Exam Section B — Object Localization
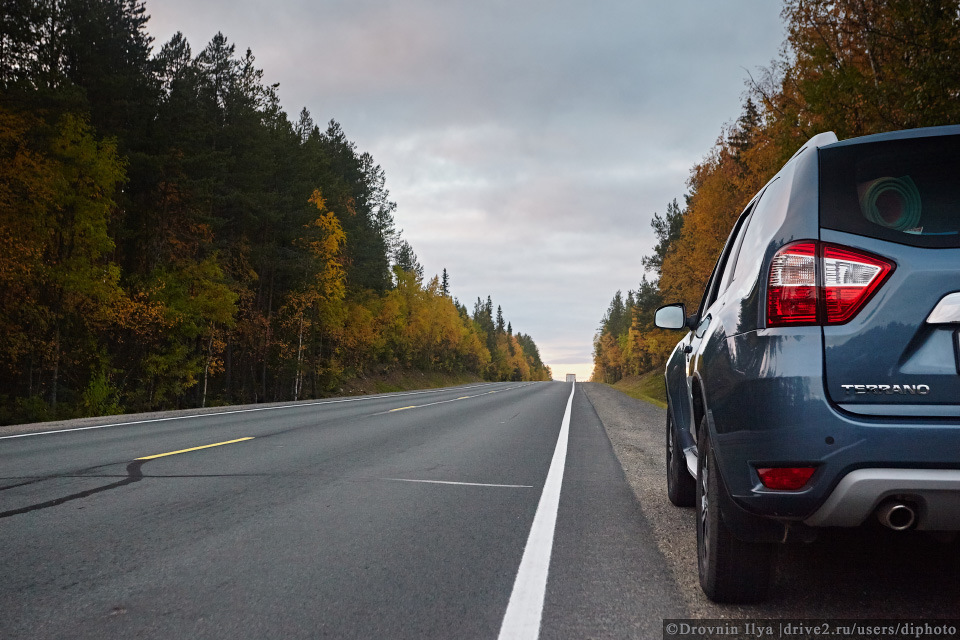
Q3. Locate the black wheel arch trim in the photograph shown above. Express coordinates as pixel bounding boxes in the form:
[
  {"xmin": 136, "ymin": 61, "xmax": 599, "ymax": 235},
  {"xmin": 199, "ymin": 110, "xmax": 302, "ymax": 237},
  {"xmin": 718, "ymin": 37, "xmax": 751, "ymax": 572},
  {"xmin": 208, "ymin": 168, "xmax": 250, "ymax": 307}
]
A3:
[
  {"xmin": 707, "ymin": 419, "xmax": 792, "ymax": 542},
  {"xmin": 712, "ymin": 449, "xmax": 790, "ymax": 543},
  {"xmin": 666, "ymin": 395, "xmax": 696, "ymax": 453}
]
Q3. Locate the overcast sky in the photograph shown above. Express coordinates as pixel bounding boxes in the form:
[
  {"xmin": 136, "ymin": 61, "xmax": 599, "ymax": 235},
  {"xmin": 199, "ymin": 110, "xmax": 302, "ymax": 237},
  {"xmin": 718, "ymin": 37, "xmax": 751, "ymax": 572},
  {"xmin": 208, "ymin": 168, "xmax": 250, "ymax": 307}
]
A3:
[{"xmin": 146, "ymin": 0, "xmax": 786, "ymax": 380}]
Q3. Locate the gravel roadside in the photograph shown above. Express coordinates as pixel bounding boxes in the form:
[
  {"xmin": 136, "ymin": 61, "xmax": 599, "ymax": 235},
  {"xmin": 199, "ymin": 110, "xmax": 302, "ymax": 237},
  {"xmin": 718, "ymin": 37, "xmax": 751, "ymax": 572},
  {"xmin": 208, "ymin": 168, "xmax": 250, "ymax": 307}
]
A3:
[{"xmin": 578, "ymin": 381, "xmax": 960, "ymax": 620}]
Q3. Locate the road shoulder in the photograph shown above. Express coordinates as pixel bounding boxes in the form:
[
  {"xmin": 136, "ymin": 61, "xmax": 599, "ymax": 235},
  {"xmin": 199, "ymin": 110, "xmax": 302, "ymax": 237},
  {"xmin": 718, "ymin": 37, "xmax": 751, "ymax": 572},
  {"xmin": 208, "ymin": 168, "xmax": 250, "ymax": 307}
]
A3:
[
  {"xmin": 579, "ymin": 381, "xmax": 960, "ymax": 619},
  {"xmin": 577, "ymin": 383, "xmax": 713, "ymax": 617},
  {"xmin": 542, "ymin": 383, "xmax": 687, "ymax": 638}
]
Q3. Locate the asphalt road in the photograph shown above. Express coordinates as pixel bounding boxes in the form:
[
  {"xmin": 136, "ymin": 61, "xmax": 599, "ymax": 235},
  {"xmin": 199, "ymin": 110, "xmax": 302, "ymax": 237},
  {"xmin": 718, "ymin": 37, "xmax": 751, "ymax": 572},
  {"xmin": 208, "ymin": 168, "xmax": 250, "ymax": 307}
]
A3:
[
  {"xmin": 0, "ymin": 382, "xmax": 686, "ymax": 639},
  {"xmin": 8, "ymin": 381, "xmax": 957, "ymax": 640}
]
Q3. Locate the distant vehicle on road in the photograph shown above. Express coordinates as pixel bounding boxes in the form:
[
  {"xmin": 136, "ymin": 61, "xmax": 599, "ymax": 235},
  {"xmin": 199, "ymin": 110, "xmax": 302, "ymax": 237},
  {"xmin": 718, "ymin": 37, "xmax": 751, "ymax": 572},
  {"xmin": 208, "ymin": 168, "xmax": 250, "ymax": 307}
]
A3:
[
  {"xmin": 655, "ymin": 125, "xmax": 960, "ymax": 603},
  {"xmin": 565, "ymin": 374, "xmax": 576, "ymax": 382}
]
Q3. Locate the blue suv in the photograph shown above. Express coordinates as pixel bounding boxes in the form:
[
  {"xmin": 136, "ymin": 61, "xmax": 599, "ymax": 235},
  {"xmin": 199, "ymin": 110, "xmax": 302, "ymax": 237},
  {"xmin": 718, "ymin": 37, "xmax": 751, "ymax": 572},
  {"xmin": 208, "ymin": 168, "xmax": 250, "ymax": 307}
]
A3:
[{"xmin": 655, "ymin": 125, "xmax": 960, "ymax": 603}]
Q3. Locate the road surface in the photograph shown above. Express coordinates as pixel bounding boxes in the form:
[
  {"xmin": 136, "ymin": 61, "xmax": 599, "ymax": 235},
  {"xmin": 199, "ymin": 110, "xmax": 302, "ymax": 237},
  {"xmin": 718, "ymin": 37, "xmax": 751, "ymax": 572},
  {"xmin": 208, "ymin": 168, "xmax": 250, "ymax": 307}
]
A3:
[
  {"xmin": 4, "ymin": 381, "xmax": 958, "ymax": 640},
  {"xmin": 0, "ymin": 381, "xmax": 683, "ymax": 639}
]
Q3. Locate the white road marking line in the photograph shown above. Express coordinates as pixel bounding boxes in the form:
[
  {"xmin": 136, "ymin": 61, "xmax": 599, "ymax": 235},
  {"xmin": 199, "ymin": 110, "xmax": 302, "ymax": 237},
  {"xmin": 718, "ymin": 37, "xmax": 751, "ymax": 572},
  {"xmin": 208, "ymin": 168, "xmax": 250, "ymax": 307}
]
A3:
[
  {"xmin": 0, "ymin": 383, "xmax": 509, "ymax": 440},
  {"xmin": 498, "ymin": 382, "xmax": 575, "ymax": 640},
  {"xmin": 375, "ymin": 383, "xmax": 534, "ymax": 415},
  {"xmin": 380, "ymin": 478, "xmax": 533, "ymax": 488}
]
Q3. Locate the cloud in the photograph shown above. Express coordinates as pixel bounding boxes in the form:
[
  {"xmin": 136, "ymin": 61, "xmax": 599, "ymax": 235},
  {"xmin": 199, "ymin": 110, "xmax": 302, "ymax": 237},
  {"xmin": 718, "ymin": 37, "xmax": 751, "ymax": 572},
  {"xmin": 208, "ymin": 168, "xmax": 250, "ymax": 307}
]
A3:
[{"xmin": 145, "ymin": 0, "xmax": 785, "ymax": 370}]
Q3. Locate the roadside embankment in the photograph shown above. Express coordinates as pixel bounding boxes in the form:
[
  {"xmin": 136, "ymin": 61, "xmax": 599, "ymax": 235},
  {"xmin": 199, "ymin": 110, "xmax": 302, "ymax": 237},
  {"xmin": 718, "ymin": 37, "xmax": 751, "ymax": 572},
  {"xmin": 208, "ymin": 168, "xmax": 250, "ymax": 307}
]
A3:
[{"xmin": 602, "ymin": 370, "xmax": 667, "ymax": 408}]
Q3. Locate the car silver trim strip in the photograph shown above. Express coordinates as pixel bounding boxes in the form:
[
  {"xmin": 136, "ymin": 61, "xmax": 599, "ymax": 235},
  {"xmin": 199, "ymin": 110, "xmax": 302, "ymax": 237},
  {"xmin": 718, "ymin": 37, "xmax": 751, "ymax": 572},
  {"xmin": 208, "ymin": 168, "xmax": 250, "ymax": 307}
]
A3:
[
  {"xmin": 804, "ymin": 468, "xmax": 960, "ymax": 529},
  {"xmin": 926, "ymin": 292, "xmax": 960, "ymax": 324},
  {"xmin": 684, "ymin": 446, "xmax": 698, "ymax": 478},
  {"xmin": 836, "ymin": 403, "xmax": 960, "ymax": 417}
]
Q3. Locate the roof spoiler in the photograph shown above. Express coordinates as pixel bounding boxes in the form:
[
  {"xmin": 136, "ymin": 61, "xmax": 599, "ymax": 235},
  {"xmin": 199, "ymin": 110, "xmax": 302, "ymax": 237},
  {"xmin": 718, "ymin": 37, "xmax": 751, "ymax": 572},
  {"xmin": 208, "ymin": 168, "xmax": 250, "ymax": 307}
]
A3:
[{"xmin": 787, "ymin": 131, "xmax": 839, "ymax": 162}]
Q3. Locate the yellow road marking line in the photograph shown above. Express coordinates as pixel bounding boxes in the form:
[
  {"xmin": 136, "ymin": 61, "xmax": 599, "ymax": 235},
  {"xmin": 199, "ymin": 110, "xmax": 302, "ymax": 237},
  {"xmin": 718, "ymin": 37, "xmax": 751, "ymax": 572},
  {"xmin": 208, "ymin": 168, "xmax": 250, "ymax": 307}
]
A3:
[
  {"xmin": 382, "ymin": 391, "xmax": 500, "ymax": 415},
  {"xmin": 136, "ymin": 437, "xmax": 255, "ymax": 460}
]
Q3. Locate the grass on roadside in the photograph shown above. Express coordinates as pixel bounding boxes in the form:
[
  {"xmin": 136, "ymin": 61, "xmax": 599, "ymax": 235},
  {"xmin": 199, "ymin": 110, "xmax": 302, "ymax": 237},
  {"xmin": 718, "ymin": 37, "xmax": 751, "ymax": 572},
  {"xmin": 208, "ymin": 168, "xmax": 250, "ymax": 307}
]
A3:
[{"xmin": 605, "ymin": 369, "xmax": 667, "ymax": 408}]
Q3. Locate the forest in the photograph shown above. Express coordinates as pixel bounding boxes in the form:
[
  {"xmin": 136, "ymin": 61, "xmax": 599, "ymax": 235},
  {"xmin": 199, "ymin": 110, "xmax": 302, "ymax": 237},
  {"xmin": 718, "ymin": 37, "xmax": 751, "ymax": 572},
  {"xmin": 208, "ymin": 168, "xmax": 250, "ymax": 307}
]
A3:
[
  {"xmin": 0, "ymin": 0, "xmax": 551, "ymax": 424},
  {"xmin": 594, "ymin": 0, "xmax": 960, "ymax": 383}
]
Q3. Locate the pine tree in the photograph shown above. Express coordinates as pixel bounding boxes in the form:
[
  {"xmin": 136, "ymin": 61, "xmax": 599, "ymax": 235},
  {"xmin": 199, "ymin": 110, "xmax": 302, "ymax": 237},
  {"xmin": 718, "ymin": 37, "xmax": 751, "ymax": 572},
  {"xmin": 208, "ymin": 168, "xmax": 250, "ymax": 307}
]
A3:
[
  {"xmin": 60, "ymin": 0, "xmax": 158, "ymax": 139},
  {"xmin": 0, "ymin": 7, "xmax": 557, "ymax": 421},
  {"xmin": 394, "ymin": 240, "xmax": 424, "ymax": 283},
  {"xmin": 641, "ymin": 199, "xmax": 685, "ymax": 279},
  {"xmin": 317, "ymin": 120, "xmax": 392, "ymax": 293},
  {"xmin": 295, "ymin": 107, "xmax": 314, "ymax": 144}
]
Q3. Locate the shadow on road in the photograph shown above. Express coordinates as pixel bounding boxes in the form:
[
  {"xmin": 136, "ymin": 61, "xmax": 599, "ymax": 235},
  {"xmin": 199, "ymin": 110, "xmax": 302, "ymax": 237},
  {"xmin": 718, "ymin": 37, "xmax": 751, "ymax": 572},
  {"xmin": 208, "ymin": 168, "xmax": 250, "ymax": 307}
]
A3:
[{"xmin": 771, "ymin": 525, "xmax": 959, "ymax": 617}]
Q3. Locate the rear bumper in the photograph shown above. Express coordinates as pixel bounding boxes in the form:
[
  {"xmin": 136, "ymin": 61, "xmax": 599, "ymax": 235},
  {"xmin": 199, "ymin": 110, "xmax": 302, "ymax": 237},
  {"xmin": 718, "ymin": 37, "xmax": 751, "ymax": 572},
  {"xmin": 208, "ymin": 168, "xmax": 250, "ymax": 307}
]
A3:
[
  {"xmin": 804, "ymin": 468, "xmax": 960, "ymax": 530},
  {"xmin": 706, "ymin": 329, "xmax": 960, "ymax": 527}
]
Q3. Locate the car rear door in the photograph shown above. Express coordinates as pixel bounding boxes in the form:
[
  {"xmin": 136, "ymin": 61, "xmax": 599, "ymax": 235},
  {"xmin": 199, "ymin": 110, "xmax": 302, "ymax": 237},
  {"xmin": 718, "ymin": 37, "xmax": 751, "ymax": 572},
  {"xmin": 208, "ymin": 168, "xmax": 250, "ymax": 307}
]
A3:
[{"xmin": 685, "ymin": 199, "xmax": 758, "ymax": 442}]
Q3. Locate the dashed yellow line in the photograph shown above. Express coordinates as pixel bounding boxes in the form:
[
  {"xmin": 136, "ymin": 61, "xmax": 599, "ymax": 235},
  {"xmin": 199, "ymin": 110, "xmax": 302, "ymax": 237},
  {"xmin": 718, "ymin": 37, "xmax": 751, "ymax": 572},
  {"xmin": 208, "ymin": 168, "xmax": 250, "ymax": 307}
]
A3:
[
  {"xmin": 389, "ymin": 406, "xmax": 416, "ymax": 412},
  {"xmin": 135, "ymin": 437, "xmax": 255, "ymax": 460}
]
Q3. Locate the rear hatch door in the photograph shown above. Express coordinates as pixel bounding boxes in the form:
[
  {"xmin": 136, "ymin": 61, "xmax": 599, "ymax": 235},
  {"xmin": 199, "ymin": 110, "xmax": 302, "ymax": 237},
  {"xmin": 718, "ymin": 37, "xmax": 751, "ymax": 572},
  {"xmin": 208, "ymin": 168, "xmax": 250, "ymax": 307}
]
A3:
[{"xmin": 819, "ymin": 132, "xmax": 960, "ymax": 416}]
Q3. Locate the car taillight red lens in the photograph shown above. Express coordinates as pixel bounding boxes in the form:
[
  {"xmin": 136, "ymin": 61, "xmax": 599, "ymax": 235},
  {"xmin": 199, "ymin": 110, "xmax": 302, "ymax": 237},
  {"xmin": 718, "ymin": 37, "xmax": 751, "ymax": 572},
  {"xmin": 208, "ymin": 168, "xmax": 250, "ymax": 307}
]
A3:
[
  {"xmin": 822, "ymin": 244, "xmax": 894, "ymax": 324},
  {"xmin": 766, "ymin": 241, "xmax": 894, "ymax": 327},
  {"xmin": 756, "ymin": 467, "xmax": 816, "ymax": 491},
  {"xmin": 767, "ymin": 242, "xmax": 817, "ymax": 326}
]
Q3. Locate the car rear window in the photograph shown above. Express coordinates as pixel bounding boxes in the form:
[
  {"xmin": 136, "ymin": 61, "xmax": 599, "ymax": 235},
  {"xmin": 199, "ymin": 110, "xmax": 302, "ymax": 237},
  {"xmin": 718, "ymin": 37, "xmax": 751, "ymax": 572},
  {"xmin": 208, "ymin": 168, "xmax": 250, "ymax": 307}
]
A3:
[{"xmin": 819, "ymin": 134, "xmax": 960, "ymax": 248}]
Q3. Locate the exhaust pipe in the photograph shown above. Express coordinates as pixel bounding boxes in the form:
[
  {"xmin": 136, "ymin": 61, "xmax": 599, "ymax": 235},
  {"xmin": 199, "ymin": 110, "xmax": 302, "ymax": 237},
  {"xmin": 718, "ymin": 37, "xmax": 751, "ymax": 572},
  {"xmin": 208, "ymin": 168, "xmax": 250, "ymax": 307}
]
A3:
[{"xmin": 876, "ymin": 500, "xmax": 917, "ymax": 531}]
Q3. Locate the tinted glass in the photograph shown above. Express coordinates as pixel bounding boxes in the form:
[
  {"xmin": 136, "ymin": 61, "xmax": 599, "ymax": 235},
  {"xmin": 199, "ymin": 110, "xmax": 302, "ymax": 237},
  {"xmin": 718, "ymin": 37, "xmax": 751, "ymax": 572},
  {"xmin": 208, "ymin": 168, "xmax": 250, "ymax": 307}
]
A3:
[
  {"xmin": 819, "ymin": 135, "xmax": 960, "ymax": 248},
  {"xmin": 701, "ymin": 203, "xmax": 755, "ymax": 313},
  {"xmin": 732, "ymin": 177, "xmax": 784, "ymax": 288},
  {"xmin": 719, "ymin": 204, "xmax": 755, "ymax": 294}
]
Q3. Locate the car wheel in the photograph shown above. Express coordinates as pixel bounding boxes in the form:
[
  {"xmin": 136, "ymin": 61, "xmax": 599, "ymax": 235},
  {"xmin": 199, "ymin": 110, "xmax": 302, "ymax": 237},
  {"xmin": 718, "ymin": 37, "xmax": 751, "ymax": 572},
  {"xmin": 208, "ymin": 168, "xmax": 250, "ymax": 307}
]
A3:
[
  {"xmin": 666, "ymin": 411, "xmax": 695, "ymax": 507},
  {"xmin": 696, "ymin": 418, "xmax": 772, "ymax": 603}
]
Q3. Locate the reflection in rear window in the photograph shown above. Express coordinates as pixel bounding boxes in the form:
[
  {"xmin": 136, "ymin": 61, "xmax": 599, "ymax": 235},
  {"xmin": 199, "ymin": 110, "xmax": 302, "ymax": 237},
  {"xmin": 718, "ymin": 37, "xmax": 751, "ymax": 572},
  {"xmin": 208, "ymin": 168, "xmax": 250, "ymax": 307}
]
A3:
[{"xmin": 819, "ymin": 135, "xmax": 960, "ymax": 248}]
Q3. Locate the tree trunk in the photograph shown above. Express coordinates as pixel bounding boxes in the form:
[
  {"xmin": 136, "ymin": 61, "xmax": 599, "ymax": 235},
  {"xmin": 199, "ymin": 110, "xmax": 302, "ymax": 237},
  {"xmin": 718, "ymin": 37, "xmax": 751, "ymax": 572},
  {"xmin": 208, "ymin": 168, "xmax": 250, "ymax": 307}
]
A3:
[
  {"xmin": 202, "ymin": 331, "xmax": 214, "ymax": 408},
  {"xmin": 263, "ymin": 269, "xmax": 275, "ymax": 402},
  {"xmin": 225, "ymin": 340, "xmax": 233, "ymax": 403},
  {"xmin": 294, "ymin": 313, "xmax": 304, "ymax": 401},
  {"xmin": 49, "ymin": 327, "xmax": 60, "ymax": 410}
]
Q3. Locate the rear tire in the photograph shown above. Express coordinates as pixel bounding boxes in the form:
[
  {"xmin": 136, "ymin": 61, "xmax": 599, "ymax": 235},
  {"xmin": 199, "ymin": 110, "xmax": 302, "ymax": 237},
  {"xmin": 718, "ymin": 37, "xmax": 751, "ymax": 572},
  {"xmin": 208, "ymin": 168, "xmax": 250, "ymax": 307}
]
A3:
[
  {"xmin": 666, "ymin": 412, "xmax": 695, "ymax": 507},
  {"xmin": 696, "ymin": 419, "xmax": 773, "ymax": 603}
]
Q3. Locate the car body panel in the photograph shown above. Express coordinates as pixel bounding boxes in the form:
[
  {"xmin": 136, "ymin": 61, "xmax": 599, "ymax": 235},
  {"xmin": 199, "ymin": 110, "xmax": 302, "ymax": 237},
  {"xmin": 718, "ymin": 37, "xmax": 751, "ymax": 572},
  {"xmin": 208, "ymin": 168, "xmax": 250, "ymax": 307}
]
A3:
[
  {"xmin": 658, "ymin": 125, "xmax": 960, "ymax": 535},
  {"xmin": 819, "ymin": 230, "xmax": 960, "ymax": 411}
]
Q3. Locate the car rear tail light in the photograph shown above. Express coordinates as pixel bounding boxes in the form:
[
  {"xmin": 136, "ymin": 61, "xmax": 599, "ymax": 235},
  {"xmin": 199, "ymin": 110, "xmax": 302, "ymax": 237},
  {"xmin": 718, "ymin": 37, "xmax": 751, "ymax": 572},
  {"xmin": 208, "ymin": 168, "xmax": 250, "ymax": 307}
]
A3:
[
  {"xmin": 766, "ymin": 242, "xmax": 894, "ymax": 327},
  {"xmin": 822, "ymin": 245, "xmax": 894, "ymax": 323},
  {"xmin": 757, "ymin": 467, "xmax": 816, "ymax": 491},
  {"xmin": 767, "ymin": 242, "xmax": 818, "ymax": 326}
]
